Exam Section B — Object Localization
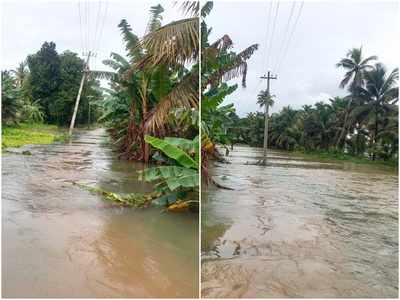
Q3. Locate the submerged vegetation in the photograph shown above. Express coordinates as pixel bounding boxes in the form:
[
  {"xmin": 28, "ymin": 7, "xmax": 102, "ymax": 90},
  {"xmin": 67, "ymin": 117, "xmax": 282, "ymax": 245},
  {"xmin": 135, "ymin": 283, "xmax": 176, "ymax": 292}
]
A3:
[
  {"xmin": 94, "ymin": 3, "xmax": 199, "ymax": 163},
  {"xmin": 89, "ymin": 3, "xmax": 200, "ymax": 209},
  {"xmin": 2, "ymin": 3, "xmax": 200, "ymax": 212}
]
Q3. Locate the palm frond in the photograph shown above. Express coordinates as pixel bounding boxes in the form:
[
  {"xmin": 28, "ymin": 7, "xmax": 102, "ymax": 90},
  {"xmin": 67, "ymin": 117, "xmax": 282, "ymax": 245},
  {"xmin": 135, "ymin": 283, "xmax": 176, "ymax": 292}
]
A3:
[
  {"xmin": 360, "ymin": 55, "xmax": 378, "ymax": 66},
  {"xmin": 102, "ymin": 59, "xmax": 122, "ymax": 71},
  {"xmin": 146, "ymin": 4, "xmax": 164, "ymax": 34},
  {"xmin": 207, "ymin": 44, "xmax": 258, "ymax": 88},
  {"xmin": 210, "ymin": 34, "xmax": 233, "ymax": 51},
  {"xmin": 110, "ymin": 52, "xmax": 130, "ymax": 68},
  {"xmin": 138, "ymin": 18, "xmax": 199, "ymax": 67},
  {"xmin": 88, "ymin": 70, "xmax": 117, "ymax": 81},
  {"xmin": 201, "ymin": 1, "xmax": 213, "ymax": 18},
  {"xmin": 179, "ymin": 1, "xmax": 199, "ymax": 17},
  {"xmin": 118, "ymin": 19, "xmax": 143, "ymax": 60},
  {"xmin": 339, "ymin": 71, "xmax": 353, "ymax": 89},
  {"xmin": 144, "ymin": 73, "xmax": 198, "ymax": 134}
]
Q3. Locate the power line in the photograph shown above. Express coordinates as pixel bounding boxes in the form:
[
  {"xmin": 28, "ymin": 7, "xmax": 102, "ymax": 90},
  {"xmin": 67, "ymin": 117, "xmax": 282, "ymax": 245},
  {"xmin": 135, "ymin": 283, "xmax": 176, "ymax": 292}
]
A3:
[
  {"xmin": 78, "ymin": 1, "xmax": 85, "ymax": 55},
  {"xmin": 92, "ymin": 1, "xmax": 102, "ymax": 55},
  {"xmin": 93, "ymin": 0, "xmax": 109, "ymax": 63},
  {"xmin": 271, "ymin": 2, "xmax": 296, "ymax": 73},
  {"xmin": 276, "ymin": 1, "xmax": 304, "ymax": 74},
  {"xmin": 261, "ymin": 1, "xmax": 273, "ymax": 73},
  {"xmin": 265, "ymin": 1, "xmax": 280, "ymax": 73},
  {"xmin": 87, "ymin": 0, "xmax": 92, "ymax": 52}
]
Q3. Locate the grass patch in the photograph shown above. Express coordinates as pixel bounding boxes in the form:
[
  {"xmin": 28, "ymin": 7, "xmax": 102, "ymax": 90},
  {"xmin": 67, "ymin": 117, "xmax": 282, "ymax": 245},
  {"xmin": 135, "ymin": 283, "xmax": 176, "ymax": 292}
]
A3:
[
  {"xmin": 292, "ymin": 149, "xmax": 398, "ymax": 169},
  {"xmin": 2, "ymin": 123, "xmax": 68, "ymax": 148}
]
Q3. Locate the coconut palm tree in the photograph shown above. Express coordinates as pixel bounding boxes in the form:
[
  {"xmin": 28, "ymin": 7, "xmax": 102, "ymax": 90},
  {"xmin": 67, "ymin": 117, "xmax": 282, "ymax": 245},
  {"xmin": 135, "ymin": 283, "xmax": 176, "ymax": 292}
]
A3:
[
  {"xmin": 350, "ymin": 63, "xmax": 398, "ymax": 159},
  {"xmin": 336, "ymin": 47, "xmax": 377, "ymax": 90},
  {"xmin": 335, "ymin": 47, "xmax": 377, "ymax": 149},
  {"xmin": 257, "ymin": 89, "xmax": 275, "ymax": 159}
]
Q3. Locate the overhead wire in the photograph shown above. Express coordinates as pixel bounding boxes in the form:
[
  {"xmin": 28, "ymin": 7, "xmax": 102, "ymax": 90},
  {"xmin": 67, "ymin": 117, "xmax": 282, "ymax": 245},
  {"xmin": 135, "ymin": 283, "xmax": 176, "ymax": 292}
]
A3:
[
  {"xmin": 92, "ymin": 1, "xmax": 102, "ymax": 53},
  {"xmin": 77, "ymin": 1, "xmax": 85, "ymax": 56},
  {"xmin": 271, "ymin": 1, "xmax": 296, "ymax": 73},
  {"xmin": 261, "ymin": 1, "xmax": 273, "ymax": 76},
  {"xmin": 276, "ymin": 1, "xmax": 304, "ymax": 74},
  {"xmin": 265, "ymin": 1, "xmax": 280, "ymax": 73},
  {"xmin": 93, "ymin": 0, "xmax": 109, "ymax": 69}
]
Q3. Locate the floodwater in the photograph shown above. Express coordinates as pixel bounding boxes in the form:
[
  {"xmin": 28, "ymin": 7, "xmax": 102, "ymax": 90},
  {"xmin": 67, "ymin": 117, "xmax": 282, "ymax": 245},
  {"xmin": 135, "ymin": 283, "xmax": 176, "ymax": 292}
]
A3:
[
  {"xmin": 2, "ymin": 128, "xmax": 198, "ymax": 298},
  {"xmin": 201, "ymin": 146, "xmax": 398, "ymax": 298}
]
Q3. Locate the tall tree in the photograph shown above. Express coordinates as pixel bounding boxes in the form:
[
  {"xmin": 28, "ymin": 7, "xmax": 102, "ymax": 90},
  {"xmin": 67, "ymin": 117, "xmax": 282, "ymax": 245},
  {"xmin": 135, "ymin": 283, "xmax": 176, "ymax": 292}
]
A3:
[
  {"xmin": 351, "ymin": 64, "xmax": 398, "ymax": 159},
  {"xmin": 27, "ymin": 41, "xmax": 61, "ymax": 121},
  {"xmin": 335, "ymin": 47, "xmax": 377, "ymax": 149}
]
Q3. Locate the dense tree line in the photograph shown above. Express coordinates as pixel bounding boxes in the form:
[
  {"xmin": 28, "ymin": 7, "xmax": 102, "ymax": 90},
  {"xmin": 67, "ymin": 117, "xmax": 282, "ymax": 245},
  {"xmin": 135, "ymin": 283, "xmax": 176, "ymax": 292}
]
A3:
[
  {"xmin": 2, "ymin": 42, "xmax": 102, "ymax": 126},
  {"xmin": 229, "ymin": 49, "xmax": 398, "ymax": 161}
]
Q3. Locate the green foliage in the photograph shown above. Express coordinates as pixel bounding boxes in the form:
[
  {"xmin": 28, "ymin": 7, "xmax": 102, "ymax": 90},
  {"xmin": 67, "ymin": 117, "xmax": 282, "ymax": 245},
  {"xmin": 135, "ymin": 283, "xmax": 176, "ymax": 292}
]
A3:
[
  {"xmin": 2, "ymin": 123, "xmax": 66, "ymax": 148},
  {"xmin": 3, "ymin": 42, "xmax": 103, "ymax": 128},
  {"xmin": 27, "ymin": 42, "xmax": 61, "ymax": 119},
  {"xmin": 1, "ymin": 70, "xmax": 22, "ymax": 125},
  {"xmin": 213, "ymin": 47, "xmax": 398, "ymax": 163},
  {"xmin": 139, "ymin": 135, "xmax": 199, "ymax": 201},
  {"xmin": 144, "ymin": 135, "xmax": 198, "ymax": 169},
  {"xmin": 95, "ymin": 5, "xmax": 199, "ymax": 163},
  {"xmin": 75, "ymin": 182, "xmax": 162, "ymax": 208},
  {"xmin": 20, "ymin": 100, "xmax": 44, "ymax": 123}
]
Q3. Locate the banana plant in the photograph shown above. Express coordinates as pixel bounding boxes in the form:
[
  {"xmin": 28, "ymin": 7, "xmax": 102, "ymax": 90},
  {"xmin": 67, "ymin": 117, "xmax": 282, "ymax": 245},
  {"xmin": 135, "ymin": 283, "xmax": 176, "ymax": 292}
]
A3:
[{"xmin": 138, "ymin": 135, "xmax": 199, "ymax": 210}]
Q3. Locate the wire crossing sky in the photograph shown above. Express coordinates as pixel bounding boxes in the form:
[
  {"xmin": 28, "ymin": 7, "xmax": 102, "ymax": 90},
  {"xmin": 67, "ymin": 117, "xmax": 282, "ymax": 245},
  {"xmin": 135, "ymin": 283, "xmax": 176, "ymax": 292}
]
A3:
[
  {"xmin": 1, "ymin": 0, "xmax": 180, "ymax": 75},
  {"xmin": 207, "ymin": 1, "xmax": 398, "ymax": 117}
]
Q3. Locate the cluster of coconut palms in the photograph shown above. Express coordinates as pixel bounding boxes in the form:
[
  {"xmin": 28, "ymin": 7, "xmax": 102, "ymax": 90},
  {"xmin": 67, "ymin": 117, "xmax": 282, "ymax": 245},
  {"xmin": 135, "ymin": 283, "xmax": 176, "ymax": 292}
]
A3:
[{"xmin": 233, "ymin": 48, "xmax": 398, "ymax": 161}]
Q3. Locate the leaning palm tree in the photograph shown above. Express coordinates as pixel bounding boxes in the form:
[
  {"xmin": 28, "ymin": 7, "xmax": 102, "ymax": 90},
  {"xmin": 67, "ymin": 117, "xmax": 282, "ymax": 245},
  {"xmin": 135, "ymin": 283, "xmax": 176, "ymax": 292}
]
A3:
[
  {"xmin": 350, "ymin": 63, "xmax": 398, "ymax": 160},
  {"xmin": 257, "ymin": 89, "xmax": 275, "ymax": 162},
  {"xmin": 335, "ymin": 47, "xmax": 377, "ymax": 150}
]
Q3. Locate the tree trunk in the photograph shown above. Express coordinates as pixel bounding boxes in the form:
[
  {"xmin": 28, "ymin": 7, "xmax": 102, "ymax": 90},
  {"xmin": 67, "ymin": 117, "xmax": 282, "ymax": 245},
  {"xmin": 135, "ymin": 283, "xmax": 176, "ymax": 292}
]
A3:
[
  {"xmin": 336, "ymin": 97, "xmax": 352, "ymax": 151},
  {"xmin": 372, "ymin": 106, "xmax": 378, "ymax": 161}
]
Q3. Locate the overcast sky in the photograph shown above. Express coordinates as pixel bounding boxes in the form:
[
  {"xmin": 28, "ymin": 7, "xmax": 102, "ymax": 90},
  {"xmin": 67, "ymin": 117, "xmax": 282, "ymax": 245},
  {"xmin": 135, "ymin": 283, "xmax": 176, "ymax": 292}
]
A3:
[
  {"xmin": 207, "ymin": 0, "xmax": 399, "ymax": 116},
  {"xmin": 1, "ymin": 1, "xmax": 399, "ymax": 117},
  {"xmin": 1, "ymin": 0, "xmax": 182, "ymax": 74}
]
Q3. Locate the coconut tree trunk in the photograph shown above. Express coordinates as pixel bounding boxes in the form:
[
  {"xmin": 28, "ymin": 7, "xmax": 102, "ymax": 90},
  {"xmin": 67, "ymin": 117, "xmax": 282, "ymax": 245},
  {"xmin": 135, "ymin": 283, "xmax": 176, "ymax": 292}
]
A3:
[
  {"xmin": 336, "ymin": 97, "xmax": 352, "ymax": 151},
  {"xmin": 372, "ymin": 105, "xmax": 379, "ymax": 161}
]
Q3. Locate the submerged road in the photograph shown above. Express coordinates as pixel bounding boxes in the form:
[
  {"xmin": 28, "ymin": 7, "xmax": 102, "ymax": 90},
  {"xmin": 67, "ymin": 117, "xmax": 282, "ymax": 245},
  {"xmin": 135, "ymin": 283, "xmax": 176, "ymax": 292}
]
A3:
[
  {"xmin": 202, "ymin": 146, "xmax": 398, "ymax": 298},
  {"xmin": 2, "ymin": 128, "xmax": 198, "ymax": 298}
]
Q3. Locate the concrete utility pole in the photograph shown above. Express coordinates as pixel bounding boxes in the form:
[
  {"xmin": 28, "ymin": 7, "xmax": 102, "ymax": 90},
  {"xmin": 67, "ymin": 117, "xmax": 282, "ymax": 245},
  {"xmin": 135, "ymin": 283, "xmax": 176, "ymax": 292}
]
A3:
[
  {"xmin": 260, "ymin": 71, "xmax": 277, "ymax": 164},
  {"xmin": 69, "ymin": 51, "xmax": 91, "ymax": 136}
]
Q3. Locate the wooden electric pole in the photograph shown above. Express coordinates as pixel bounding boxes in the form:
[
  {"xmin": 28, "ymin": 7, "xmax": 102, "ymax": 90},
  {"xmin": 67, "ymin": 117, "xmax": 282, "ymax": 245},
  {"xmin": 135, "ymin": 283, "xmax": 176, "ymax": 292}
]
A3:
[
  {"xmin": 69, "ymin": 51, "xmax": 91, "ymax": 136},
  {"xmin": 260, "ymin": 71, "xmax": 277, "ymax": 164}
]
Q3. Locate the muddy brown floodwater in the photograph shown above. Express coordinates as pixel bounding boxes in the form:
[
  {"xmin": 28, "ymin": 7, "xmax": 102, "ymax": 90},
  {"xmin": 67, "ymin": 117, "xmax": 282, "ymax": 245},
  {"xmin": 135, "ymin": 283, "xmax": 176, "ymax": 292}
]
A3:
[
  {"xmin": 201, "ymin": 146, "xmax": 398, "ymax": 298},
  {"xmin": 2, "ymin": 128, "xmax": 198, "ymax": 298}
]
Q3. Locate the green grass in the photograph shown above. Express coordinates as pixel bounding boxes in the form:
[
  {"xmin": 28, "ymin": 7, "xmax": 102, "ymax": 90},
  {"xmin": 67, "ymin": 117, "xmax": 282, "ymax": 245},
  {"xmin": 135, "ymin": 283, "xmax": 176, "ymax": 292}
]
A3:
[
  {"xmin": 2, "ymin": 123, "xmax": 68, "ymax": 148},
  {"xmin": 292, "ymin": 149, "xmax": 398, "ymax": 169}
]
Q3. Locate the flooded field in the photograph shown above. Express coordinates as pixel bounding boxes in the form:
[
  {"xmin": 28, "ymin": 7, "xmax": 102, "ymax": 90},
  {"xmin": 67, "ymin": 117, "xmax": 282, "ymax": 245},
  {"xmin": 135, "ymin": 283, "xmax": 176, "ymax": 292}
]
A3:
[
  {"xmin": 201, "ymin": 146, "xmax": 398, "ymax": 298},
  {"xmin": 2, "ymin": 129, "xmax": 198, "ymax": 298}
]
